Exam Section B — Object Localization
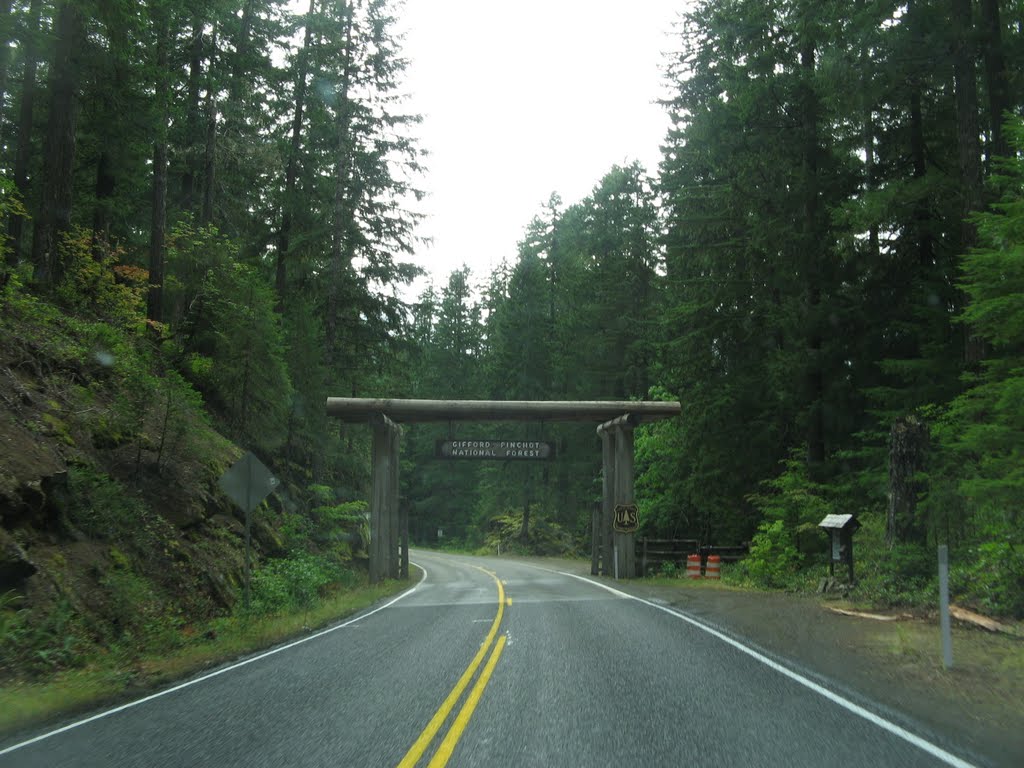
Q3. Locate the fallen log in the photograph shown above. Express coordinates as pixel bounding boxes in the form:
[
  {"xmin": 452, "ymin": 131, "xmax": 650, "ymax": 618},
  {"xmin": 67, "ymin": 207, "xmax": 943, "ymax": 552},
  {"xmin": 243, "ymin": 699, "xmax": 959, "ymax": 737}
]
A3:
[
  {"xmin": 949, "ymin": 605, "xmax": 1010, "ymax": 634},
  {"xmin": 826, "ymin": 607, "xmax": 900, "ymax": 622}
]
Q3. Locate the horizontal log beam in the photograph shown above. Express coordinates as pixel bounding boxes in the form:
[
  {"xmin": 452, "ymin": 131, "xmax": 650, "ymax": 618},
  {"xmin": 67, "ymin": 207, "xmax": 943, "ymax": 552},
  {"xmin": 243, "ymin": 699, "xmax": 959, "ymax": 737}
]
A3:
[
  {"xmin": 326, "ymin": 398, "xmax": 681, "ymax": 423},
  {"xmin": 368, "ymin": 411, "xmax": 401, "ymax": 433},
  {"xmin": 596, "ymin": 413, "xmax": 640, "ymax": 433}
]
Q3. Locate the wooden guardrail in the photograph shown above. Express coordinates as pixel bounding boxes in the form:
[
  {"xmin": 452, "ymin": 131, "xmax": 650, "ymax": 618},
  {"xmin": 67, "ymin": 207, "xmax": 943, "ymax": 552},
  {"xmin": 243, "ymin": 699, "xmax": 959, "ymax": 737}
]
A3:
[
  {"xmin": 635, "ymin": 539, "xmax": 749, "ymax": 576},
  {"xmin": 637, "ymin": 538, "xmax": 698, "ymax": 576},
  {"xmin": 698, "ymin": 544, "xmax": 750, "ymax": 563}
]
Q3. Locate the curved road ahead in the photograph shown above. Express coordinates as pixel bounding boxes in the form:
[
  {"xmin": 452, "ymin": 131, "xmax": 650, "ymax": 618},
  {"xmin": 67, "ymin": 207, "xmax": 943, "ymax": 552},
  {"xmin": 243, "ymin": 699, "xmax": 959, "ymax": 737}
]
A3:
[{"xmin": 1, "ymin": 551, "xmax": 993, "ymax": 767}]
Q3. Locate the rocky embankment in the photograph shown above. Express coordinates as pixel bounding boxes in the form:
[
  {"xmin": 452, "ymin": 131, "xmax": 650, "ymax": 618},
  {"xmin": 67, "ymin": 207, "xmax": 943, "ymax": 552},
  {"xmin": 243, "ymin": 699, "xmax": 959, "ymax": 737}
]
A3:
[{"xmin": 0, "ymin": 301, "xmax": 286, "ymax": 680}]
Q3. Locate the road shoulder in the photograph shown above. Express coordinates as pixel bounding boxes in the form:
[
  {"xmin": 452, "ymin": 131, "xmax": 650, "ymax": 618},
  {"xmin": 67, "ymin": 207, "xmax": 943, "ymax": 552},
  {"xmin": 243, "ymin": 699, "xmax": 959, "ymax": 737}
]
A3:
[{"xmin": 502, "ymin": 554, "xmax": 1024, "ymax": 767}]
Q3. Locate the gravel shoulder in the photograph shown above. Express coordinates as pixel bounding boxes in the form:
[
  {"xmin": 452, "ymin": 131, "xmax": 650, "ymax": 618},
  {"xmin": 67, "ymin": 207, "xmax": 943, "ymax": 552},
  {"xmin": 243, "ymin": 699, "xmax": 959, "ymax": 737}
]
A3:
[{"xmin": 503, "ymin": 554, "xmax": 1024, "ymax": 767}]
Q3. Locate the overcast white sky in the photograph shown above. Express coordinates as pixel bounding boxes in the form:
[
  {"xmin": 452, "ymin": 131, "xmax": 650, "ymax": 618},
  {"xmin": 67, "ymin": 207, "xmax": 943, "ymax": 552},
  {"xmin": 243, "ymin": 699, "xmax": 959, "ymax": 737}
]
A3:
[{"xmin": 395, "ymin": 0, "xmax": 683, "ymax": 290}]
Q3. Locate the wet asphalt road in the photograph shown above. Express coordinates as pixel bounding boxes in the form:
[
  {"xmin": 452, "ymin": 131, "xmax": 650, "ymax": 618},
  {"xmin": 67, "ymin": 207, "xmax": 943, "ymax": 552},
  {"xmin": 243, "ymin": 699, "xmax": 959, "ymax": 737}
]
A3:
[{"xmin": 0, "ymin": 551, "xmax": 991, "ymax": 767}]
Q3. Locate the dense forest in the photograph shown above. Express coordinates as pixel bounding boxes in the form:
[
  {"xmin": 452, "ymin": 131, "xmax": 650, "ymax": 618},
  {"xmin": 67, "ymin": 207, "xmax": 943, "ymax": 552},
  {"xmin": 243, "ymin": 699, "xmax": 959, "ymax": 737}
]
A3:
[{"xmin": 0, "ymin": 0, "xmax": 1022, "ymax": 628}]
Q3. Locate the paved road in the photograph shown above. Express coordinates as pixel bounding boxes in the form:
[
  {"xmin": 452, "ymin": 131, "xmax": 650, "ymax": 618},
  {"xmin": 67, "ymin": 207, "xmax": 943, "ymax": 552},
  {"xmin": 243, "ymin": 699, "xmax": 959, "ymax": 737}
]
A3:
[{"xmin": 1, "ymin": 551, "xmax": 993, "ymax": 767}]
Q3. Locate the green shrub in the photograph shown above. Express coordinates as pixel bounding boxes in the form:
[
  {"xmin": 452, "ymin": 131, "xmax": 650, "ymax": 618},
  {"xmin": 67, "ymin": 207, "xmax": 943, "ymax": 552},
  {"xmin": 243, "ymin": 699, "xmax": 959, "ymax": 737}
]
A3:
[
  {"xmin": 952, "ymin": 540, "xmax": 1024, "ymax": 617},
  {"xmin": 739, "ymin": 452, "xmax": 837, "ymax": 588},
  {"xmin": 54, "ymin": 227, "xmax": 146, "ymax": 328},
  {"xmin": 172, "ymin": 249, "xmax": 292, "ymax": 450},
  {"xmin": 247, "ymin": 553, "xmax": 347, "ymax": 616},
  {"xmin": 0, "ymin": 591, "xmax": 26, "ymax": 673},
  {"xmin": 102, "ymin": 568, "xmax": 158, "ymax": 631},
  {"xmin": 853, "ymin": 515, "xmax": 938, "ymax": 607},
  {"xmin": 308, "ymin": 485, "xmax": 334, "ymax": 504},
  {"xmin": 480, "ymin": 507, "xmax": 577, "ymax": 557},
  {"xmin": 740, "ymin": 520, "xmax": 802, "ymax": 588},
  {"xmin": 279, "ymin": 511, "xmax": 312, "ymax": 549},
  {"xmin": 28, "ymin": 599, "xmax": 83, "ymax": 674},
  {"xmin": 309, "ymin": 500, "xmax": 368, "ymax": 550},
  {"xmin": 68, "ymin": 467, "xmax": 146, "ymax": 541},
  {"xmin": 0, "ymin": 595, "xmax": 84, "ymax": 677}
]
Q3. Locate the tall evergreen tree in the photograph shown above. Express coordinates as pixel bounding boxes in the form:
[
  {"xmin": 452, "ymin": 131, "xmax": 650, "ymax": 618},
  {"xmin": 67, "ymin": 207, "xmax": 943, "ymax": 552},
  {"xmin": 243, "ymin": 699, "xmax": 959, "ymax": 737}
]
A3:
[{"xmin": 31, "ymin": 0, "xmax": 85, "ymax": 287}]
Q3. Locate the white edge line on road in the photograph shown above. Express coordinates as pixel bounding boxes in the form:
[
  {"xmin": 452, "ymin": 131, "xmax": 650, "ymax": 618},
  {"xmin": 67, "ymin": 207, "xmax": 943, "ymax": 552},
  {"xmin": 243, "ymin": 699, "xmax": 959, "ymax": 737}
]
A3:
[
  {"xmin": 0, "ymin": 564, "xmax": 429, "ymax": 757},
  {"xmin": 553, "ymin": 570, "xmax": 978, "ymax": 768}
]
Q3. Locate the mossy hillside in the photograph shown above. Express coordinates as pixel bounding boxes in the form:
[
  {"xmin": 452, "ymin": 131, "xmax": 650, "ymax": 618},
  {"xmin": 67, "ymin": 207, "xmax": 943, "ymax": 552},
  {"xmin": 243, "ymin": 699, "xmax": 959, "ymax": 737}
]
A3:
[{"xmin": 0, "ymin": 276, "xmax": 378, "ymax": 725}]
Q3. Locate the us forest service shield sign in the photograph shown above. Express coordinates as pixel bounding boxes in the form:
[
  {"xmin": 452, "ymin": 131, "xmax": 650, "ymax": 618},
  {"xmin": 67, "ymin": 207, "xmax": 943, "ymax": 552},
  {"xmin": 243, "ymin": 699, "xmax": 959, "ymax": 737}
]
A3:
[{"xmin": 613, "ymin": 503, "xmax": 639, "ymax": 533}]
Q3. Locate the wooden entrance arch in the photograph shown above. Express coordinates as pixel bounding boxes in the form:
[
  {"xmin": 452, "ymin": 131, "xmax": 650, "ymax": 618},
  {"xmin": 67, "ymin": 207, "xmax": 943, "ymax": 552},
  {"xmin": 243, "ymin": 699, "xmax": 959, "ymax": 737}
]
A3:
[{"xmin": 325, "ymin": 398, "xmax": 682, "ymax": 582}]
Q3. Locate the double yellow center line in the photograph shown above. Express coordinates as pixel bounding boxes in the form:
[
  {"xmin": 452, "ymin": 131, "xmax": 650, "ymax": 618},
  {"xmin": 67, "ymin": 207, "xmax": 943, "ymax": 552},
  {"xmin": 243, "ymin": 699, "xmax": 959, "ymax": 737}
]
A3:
[{"xmin": 397, "ymin": 567, "xmax": 508, "ymax": 768}]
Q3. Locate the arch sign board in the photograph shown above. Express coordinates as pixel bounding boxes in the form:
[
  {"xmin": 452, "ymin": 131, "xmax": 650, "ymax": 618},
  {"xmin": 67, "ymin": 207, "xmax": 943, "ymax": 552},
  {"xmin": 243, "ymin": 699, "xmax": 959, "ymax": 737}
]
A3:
[{"xmin": 436, "ymin": 439, "xmax": 555, "ymax": 460}]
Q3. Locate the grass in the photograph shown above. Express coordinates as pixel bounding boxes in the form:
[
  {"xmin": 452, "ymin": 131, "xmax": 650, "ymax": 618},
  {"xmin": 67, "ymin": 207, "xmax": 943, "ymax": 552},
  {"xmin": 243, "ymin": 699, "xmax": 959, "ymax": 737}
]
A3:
[
  {"xmin": 637, "ymin": 561, "xmax": 799, "ymax": 591},
  {"xmin": 649, "ymin": 575, "xmax": 749, "ymax": 591},
  {"xmin": 853, "ymin": 611, "xmax": 1024, "ymax": 723},
  {"xmin": 0, "ymin": 569, "xmax": 419, "ymax": 738},
  {"xmin": 638, "ymin": 561, "xmax": 1024, "ymax": 730}
]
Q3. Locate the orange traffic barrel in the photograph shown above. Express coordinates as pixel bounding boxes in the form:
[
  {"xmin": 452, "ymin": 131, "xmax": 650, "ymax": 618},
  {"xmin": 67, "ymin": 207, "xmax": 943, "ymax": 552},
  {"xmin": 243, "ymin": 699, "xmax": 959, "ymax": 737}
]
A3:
[
  {"xmin": 705, "ymin": 554, "xmax": 722, "ymax": 579},
  {"xmin": 686, "ymin": 553, "xmax": 702, "ymax": 579}
]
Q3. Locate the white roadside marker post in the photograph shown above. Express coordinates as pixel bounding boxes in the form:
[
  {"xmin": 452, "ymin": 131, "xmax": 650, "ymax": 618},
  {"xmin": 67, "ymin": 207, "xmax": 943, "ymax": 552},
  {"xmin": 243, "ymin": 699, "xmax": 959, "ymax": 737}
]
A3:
[{"xmin": 938, "ymin": 544, "xmax": 953, "ymax": 669}]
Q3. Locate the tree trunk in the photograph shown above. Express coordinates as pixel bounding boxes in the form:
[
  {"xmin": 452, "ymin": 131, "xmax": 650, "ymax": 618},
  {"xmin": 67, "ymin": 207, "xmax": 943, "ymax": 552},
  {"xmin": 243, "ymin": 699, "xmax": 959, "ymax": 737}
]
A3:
[
  {"xmin": 91, "ymin": 149, "xmax": 116, "ymax": 247},
  {"xmin": 951, "ymin": 0, "xmax": 983, "ymax": 242},
  {"xmin": 910, "ymin": 87, "xmax": 934, "ymax": 268},
  {"xmin": 180, "ymin": 17, "xmax": 204, "ymax": 215},
  {"xmin": 907, "ymin": 0, "xmax": 934, "ymax": 272},
  {"xmin": 229, "ymin": 0, "xmax": 255, "ymax": 102},
  {"xmin": 90, "ymin": 19, "xmax": 130, "ymax": 250},
  {"xmin": 147, "ymin": 9, "xmax": 170, "ymax": 323},
  {"xmin": 326, "ymin": 1, "xmax": 357, "ymax": 357},
  {"xmin": 6, "ymin": 0, "xmax": 41, "ymax": 267},
  {"xmin": 30, "ymin": 1, "xmax": 84, "ymax": 287},
  {"xmin": 276, "ymin": 0, "xmax": 317, "ymax": 308},
  {"xmin": 951, "ymin": 0, "xmax": 984, "ymax": 363},
  {"xmin": 979, "ymin": 0, "xmax": 1009, "ymax": 162},
  {"xmin": 800, "ymin": 35, "xmax": 825, "ymax": 468},
  {"xmin": 217, "ymin": 0, "xmax": 255, "ymax": 233},
  {"xmin": 520, "ymin": 494, "xmax": 531, "ymax": 542},
  {"xmin": 0, "ymin": 0, "xmax": 14, "ymax": 121},
  {"xmin": 859, "ymin": 3, "xmax": 878, "ymax": 260},
  {"xmin": 887, "ymin": 415, "xmax": 929, "ymax": 548},
  {"xmin": 201, "ymin": 28, "xmax": 218, "ymax": 226}
]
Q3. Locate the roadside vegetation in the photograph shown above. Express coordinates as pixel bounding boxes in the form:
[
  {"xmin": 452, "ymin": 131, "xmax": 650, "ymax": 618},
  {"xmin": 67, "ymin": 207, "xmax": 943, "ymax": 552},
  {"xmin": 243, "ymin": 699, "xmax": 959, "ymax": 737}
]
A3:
[
  {"xmin": 0, "ymin": 284, "xmax": 406, "ymax": 732},
  {"xmin": 0, "ymin": 572, "xmax": 412, "ymax": 735},
  {"xmin": 0, "ymin": 0, "xmax": 426, "ymax": 737},
  {"xmin": 629, "ymin": 122, "xmax": 1024, "ymax": 620}
]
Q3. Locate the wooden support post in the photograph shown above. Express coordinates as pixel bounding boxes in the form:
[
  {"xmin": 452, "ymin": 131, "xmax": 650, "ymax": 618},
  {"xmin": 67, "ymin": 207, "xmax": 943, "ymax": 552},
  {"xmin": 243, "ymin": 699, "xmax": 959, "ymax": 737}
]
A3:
[
  {"xmin": 613, "ymin": 423, "xmax": 635, "ymax": 579},
  {"xmin": 938, "ymin": 544, "xmax": 953, "ymax": 668},
  {"xmin": 400, "ymin": 505, "xmax": 409, "ymax": 580},
  {"xmin": 369, "ymin": 419, "xmax": 389, "ymax": 584},
  {"xmin": 388, "ymin": 422, "xmax": 401, "ymax": 579},
  {"xmin": 591, "ymin": 503, "xmax": 599, "ymax": 575},
  {"xmin": 370, "ymin": 413, "xmax": 400, "ymax": 583},
  {"xmin": 600, "ymin": 428, "xmax": 616, "ymax": 576},
  {"xmin": 641, "ymin": 536, "xmax": 648, "ymax": 577}
]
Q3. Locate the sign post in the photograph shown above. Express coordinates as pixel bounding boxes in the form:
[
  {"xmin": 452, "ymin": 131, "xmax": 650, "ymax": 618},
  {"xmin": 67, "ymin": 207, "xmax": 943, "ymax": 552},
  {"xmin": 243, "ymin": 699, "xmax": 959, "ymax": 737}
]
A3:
[
  {"xmin": 817, "ymin": 514, "xmax": 860, "ymax": 584},
  {"xmin": 938, "ymin": 545, "xmax": 953, "ymax": 669},
  {"xmin": 599, "ymin": 430, "xmax": 614, "ymax": 576},
  {"xmin": 218, "ymin": 451, "xmax": 279, "ymax": 609},
  {"xmin": 612, "ymin": 423, "xmax": 636, "ymax": 578}
]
